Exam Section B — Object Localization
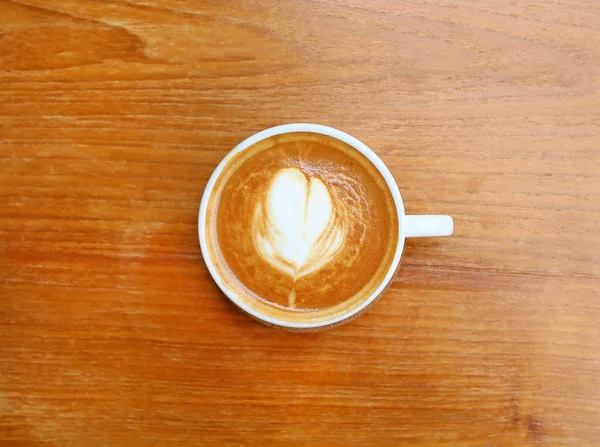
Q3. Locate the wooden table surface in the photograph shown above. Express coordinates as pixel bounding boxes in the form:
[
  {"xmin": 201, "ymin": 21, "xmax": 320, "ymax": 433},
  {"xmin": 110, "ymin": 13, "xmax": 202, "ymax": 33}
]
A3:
[{"xmin": 1, "ymin": 1, "xmax": 599, "ymax": 445}]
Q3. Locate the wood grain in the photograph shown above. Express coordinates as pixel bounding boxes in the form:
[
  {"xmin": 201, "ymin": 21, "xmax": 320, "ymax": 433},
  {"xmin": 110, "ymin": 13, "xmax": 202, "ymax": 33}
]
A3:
[{"xmin": 1, "ymin": 0, "xmax": 599, "ymax": 445}]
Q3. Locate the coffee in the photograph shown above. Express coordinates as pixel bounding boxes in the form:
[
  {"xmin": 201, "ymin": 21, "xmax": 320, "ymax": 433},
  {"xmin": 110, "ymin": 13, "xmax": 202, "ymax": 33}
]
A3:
[{"xmin": 204, "ymin": 132, "xmax": 399, "ymax": 325}]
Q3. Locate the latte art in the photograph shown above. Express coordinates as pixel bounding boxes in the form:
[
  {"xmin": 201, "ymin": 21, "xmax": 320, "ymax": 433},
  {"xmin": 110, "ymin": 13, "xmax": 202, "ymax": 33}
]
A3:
[
  {"xmin": 253, "ymin": 168, "xmax": 344, "ymax": 283},
  {"xmin": 204, "ymin": 132, "xmax": 399, "ymax": 324},
  {"xmin": 253, "ymin": 166, "xmax": 371, "ymax": 307}
]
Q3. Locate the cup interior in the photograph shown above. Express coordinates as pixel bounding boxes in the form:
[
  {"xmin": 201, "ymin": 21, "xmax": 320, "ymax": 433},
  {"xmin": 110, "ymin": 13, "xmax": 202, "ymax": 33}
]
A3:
[{"xmin": 198, "ymin": 123, "xmax": 406, "ymax": 329}]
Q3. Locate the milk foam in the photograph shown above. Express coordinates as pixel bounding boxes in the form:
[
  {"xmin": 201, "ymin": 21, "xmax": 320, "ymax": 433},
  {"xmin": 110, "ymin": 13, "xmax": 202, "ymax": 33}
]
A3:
[{"xmin": 252, "ymin": 168, "xmax": 344, "ymax": 288}]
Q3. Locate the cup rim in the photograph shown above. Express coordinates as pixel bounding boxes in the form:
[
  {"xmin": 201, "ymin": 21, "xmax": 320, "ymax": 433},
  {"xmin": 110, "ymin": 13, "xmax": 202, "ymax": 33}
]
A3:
[{"xmin": 198, "ymin": 123, "xmax": 406, "ymax": 329}]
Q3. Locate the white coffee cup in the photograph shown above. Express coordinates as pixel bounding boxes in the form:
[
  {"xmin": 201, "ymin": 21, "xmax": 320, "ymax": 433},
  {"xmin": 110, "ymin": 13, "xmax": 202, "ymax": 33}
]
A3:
[{"xmin": 198, "ymin": 123, "xmax": 453, "ymax": 330}]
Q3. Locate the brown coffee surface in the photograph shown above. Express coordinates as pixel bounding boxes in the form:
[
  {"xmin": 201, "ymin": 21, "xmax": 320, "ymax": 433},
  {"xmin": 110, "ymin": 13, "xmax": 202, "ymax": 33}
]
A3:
[{"xmin": 205, "ymin": 132, "xmax": 399, "ymax": 324}]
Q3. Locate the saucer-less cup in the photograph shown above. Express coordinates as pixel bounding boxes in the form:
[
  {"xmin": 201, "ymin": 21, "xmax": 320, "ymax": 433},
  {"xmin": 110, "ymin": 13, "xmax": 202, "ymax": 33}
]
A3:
[{"xmin": 199, "ymin": 124, "xmax": 453, "ymax": 330}]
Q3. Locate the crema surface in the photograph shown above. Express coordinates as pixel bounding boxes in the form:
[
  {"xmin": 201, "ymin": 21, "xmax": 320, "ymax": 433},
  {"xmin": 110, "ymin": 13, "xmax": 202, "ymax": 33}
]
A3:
[{"xmin": 205, "ymin": 132, "xmax": 399, "ymax": 324}]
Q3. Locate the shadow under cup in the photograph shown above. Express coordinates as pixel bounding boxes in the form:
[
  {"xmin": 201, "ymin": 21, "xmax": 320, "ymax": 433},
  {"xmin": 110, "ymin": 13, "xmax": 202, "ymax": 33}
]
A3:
[{"xmin": 199, "ymin": 125, "xmax": 405, "ymax": 329}]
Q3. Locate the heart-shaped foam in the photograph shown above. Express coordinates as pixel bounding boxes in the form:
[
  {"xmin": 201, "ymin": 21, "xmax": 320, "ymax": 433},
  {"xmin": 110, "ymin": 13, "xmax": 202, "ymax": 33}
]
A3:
[{"xmin": 252, "ymin": 168, "xmax": 345, "ymax": 304}]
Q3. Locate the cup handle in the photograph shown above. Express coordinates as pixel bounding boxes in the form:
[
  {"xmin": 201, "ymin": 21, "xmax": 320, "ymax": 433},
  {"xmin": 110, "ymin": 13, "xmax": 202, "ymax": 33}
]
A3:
[{"xmin": 405, "ymin": 215, "xmax": 454, "ymax": 238}]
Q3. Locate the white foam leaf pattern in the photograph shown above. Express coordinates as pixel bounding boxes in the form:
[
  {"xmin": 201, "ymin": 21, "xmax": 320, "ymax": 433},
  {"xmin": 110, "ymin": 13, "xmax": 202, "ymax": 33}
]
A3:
[{"xmin": 253, "ymin": 168, "xmax": 345, "ymax": 287}]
